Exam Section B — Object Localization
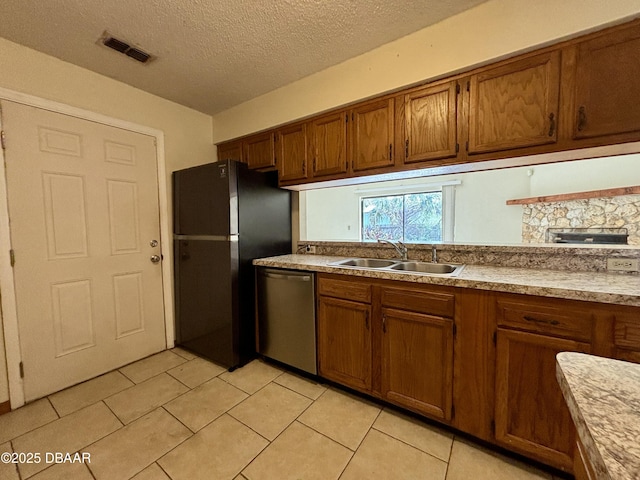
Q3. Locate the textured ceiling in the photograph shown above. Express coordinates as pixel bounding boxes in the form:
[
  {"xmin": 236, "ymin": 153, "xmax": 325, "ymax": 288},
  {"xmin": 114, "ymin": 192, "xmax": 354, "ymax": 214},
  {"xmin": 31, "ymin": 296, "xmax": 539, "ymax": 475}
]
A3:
[{"xmin": 0, "ymin": 0, "xmax": 487, "ymax": 115}]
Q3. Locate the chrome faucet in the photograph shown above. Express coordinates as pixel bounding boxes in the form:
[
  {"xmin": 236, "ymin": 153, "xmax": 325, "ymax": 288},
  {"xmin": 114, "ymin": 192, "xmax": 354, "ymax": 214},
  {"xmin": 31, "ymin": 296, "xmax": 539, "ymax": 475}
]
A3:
[
  {"xmin": 431, "ymin": 245, "xmax": 437, "ymax": 263},
  {"xmin": 377, "ymin": 239, "xmax": 408, "ymax": 261}
]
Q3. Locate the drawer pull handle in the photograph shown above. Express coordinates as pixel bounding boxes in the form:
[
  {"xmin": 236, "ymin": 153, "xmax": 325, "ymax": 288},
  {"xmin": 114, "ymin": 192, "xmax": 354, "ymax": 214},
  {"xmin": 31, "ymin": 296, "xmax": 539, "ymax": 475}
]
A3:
[
  {"xmin": 382, "ymin": 314, "xmax": 386, "ymax": 333},
  {"xmin": 523, "ymin": 315, "xmax": 560, "ymax": 326}
]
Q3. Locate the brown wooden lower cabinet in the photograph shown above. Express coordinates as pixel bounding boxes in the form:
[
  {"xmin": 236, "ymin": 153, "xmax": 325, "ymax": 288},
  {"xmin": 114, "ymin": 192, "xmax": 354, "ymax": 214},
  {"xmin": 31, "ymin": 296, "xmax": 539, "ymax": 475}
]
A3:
[
  {"xmin": 317, "ymin": 295, "xmax": 372, "ymax": 392},
  {"xmin": 494, "ymin": 328, "xmax": 590, "ymax": 472},
  {"xmin": 381, "ymin": 307, "xmax": 453, "ymax": 420},
  {"xmin": 314, "ymin": 273, "xmax": 640, "ymax": 475}
]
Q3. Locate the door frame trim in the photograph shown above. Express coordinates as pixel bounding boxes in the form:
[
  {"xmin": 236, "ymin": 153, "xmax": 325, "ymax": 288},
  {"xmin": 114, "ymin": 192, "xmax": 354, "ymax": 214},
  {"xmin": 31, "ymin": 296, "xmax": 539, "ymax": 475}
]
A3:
[{"xmin": 0, "ymin": 86, "xmax": 174, "ymax": 409}]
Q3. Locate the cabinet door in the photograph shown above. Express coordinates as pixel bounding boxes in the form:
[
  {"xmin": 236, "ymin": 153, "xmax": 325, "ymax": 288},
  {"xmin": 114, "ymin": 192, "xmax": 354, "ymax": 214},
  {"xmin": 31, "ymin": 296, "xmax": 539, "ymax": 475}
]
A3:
[
  {"xmin": 317, "ymin": 296, "xmax": 372, "ymax": 391},
  {"xmin": 351, "ymin": 99, "xmax": 394, "ymax": 172},
  {"xmin": 381, "ymin": 308, "xmax": 453, "ymax": 420},
  {"xmin": 310, "ymin": 111, "xmax": 348, "ymax": 177},
  {"xmin": 405, "ymin": 82, "xmax": 458, "ymax": 163},
  {"xmin": 495, "ymin": 329, "xmax": 590, "ymax": 472},
  {"xmin": 573, "ymin": 23, "xmax": 640, "ymax": 140},
  {"xmin": 468, "ymin": 51, "xmax": 560, "ymax": 154},
  {"xmin": 276, "ymin": 123, "xmax": 308, "ymax": 182},
  {"xmin": 244, "ymin": 132, "xmax": 275, "ymax": 170},
  {"xmin": 217, "ymin": 140, "xmax": 243, "ymax": 163}
]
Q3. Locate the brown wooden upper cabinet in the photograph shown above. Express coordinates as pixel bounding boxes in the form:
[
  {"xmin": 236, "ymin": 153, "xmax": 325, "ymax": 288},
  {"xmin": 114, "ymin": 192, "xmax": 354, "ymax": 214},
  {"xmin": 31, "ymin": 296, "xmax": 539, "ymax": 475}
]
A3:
[
  {"xmin": 309, "ymin": 111, "xmax": 348, "ymax": 177},
  {"xmin": 217, "ymin": 140, "xmax": 243, "ymax": 163},
  {"xmin": 351, "ymin": 98, "xmax": 395, "ymax": 172},
  {"xmin": 275, "ymin": 123, "xmax": 308, "ymax": 182},
  {"xmin": 243, "ymin": 131, "xmax": 275, "ymax": 170},
  {"xmin": 467, "ymin": 51, "xmax": 561, "ymax": 155},
  {"xmin": 573, "ymin": 22, "xmax": 640, "ymax": 140},
  {"xmin": 404, "ymin": 81, "xmax": 459, "ymax": 163}
]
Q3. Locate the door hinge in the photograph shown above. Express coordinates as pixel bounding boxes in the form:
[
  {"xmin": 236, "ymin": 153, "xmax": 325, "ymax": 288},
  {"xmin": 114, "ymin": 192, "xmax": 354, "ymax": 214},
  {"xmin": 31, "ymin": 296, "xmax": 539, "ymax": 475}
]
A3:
[
  {"xmin": 452, "ymin": 323, "xmax": 457, "ymax": 337},
  {"xmin": 19, "ymin": 361, "xmax": 24, "ymax": 378},
  {"xmin": 490, "ymin": 419, "xmax": 495, "ymax": 435},
  {"xmin": 451, "ymin": 404, "xmax": 455, "ymax": 419},
  {"xmin": 456, "ymin": 83, "xmax": 461, "ymax": 95},
  {"xmin": 9, "ymin": 249, "xmax": 15, "ymax": 267},
  {"xmin": 466, "ymin": 81, "xmax": 470, "ymax": 92},
  {"xmin": 493, "ymin": 331, "xmax": 497, "ymax": 345},
  {"xmin": 465, "ymin": 140, "xmax": 469, "ymax": 152},
  {"xmin": 1, "ymin": 130, "xmax": 5, "ymax": 150},
  {"xmin": 345, "ymin": 114, "xmax": 348, "ymax": 123},
  {"xmin": 455, "ymin": 143, "xmax": 459, "ymax": 153}
]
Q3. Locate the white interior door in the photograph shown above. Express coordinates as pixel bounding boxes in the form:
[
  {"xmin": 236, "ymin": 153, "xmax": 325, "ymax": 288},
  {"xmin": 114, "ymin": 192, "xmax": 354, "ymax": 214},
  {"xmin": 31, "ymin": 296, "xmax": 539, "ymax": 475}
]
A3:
[{"xmin": 2, "ymin": 100, "xmax": 166, "ymax": 401}]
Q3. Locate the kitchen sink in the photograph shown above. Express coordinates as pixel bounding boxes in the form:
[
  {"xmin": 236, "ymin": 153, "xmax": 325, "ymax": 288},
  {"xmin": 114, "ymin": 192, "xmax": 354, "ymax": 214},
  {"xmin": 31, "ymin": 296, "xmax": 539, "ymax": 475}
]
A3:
[
  {"xmin": 328, "ymin": 258, "xmax": 465, "ymax": 276},
  {"xmin": 389, "ymin": 261, "xmax": 464, "ymax": 275},
  {"xmin": 329, "ymin": 258, "xmax": 398, "ymax": 268}
]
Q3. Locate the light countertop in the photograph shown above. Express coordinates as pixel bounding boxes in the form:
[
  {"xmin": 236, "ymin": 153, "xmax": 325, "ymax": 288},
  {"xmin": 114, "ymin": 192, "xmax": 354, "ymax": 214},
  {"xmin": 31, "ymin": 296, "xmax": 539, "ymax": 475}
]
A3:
[
  {"xmin": 556, "ymin": 353, "xmax": 640, "ymax": 480},
  {"xmin": 253, "ymin": 254, "xmax": 640, "ymax": 307}
]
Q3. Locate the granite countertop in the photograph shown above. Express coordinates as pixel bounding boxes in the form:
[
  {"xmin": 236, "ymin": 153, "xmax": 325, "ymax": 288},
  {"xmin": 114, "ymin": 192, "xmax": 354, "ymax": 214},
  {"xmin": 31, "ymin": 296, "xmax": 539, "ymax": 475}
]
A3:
[
  {"xmin": 556, "ymin": 353, "xmax": 640, "ymax": 480},
  {"xmin": 253, "ymin": 254, "xmax": 640, "ymax": 306}
]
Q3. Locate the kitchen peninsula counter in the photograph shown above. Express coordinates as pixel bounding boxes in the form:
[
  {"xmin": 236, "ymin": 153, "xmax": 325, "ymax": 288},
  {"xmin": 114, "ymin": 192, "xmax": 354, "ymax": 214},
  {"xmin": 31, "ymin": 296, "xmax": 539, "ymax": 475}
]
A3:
[
  {"xmin": 253, "ymin": 254, "xmax": 640, "ymax": 307},
  {"xmin": 556, "ymin": 353, "xmax": 640, "ymax": 480}
]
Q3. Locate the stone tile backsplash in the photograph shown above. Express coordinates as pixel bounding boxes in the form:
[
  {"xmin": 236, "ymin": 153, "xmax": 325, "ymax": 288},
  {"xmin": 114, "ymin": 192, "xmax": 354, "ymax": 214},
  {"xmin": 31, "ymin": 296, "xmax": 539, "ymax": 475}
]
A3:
[{"xmin": 521, "ymin": 194, "xmax": 640, "ymax": 245}]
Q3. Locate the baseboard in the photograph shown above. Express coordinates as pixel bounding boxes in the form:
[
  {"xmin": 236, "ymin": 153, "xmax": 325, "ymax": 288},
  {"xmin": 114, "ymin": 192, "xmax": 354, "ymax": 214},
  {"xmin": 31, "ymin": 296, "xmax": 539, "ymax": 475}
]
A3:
[{"xmin": 0, "ymin": 400, "xmax": 11, "ymax": 415}]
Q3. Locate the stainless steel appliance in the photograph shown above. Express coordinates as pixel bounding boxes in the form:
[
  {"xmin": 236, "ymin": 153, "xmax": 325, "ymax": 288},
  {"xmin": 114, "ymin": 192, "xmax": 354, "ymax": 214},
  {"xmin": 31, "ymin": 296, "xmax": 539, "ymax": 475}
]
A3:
[
  {"xmin": 257, "ymin": 268, "xmax": 317, "ymax": 374},
  {"xmin": 173, "ymin": 160, "xmax": 291, "ymax": 369}
]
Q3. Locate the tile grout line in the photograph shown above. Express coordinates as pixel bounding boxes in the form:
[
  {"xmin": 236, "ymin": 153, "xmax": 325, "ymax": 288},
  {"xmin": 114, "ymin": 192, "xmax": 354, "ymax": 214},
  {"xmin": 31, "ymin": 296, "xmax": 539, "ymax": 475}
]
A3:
[
  {"xmin": 369, "ymin": 423, "xmax": 453, "ymax": 465},
  {"xmin": 227, "ymin": 378, "xmax": 320, "ymax": 444}
]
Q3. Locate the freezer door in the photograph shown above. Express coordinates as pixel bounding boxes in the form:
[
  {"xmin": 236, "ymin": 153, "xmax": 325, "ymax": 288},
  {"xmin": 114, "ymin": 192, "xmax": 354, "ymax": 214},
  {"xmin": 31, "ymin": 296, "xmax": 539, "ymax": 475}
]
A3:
[{"xmin": 172, "ymin": 162, "xmax": 233, "ymax": 235}]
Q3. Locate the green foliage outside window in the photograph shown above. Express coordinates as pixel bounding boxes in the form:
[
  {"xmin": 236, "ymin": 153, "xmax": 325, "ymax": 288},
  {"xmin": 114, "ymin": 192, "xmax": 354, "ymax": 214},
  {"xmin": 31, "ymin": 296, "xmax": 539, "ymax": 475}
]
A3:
[{"xmin": 361, "ymin": 192, "xmax": 442, "ymax": 243}]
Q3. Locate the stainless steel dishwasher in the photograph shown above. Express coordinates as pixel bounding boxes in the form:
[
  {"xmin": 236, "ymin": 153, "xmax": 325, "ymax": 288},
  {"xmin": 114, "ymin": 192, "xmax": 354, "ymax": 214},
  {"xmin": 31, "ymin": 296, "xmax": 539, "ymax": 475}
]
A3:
[{"xmin": 256, "ymin": 267, "xmax": 316, "ymax": 374}]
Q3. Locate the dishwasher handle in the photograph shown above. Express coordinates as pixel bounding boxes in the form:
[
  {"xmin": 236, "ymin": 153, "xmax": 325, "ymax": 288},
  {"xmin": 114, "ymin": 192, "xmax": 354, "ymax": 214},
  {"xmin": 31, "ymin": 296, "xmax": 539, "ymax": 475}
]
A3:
[{"xmin": 261, "ymin": 270, "xmax": 312, "ymax": 282}]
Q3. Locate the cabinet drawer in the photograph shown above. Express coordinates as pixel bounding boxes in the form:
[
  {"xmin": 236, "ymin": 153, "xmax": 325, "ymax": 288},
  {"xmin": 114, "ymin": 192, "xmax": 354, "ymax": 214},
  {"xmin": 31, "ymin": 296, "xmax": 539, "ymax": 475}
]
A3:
[
  {"xmin": 318, "ymin": 276, "xmax": 371, "ymax": 303},
  {"xmin": 381, "ymin": 287, "xmax": 454, "ymax": 318},
  {"xmin": 497, "ymin": 299, "xmax": 592, "ymax": 342},
  {"xmin": 614, "ymin": 314, "xmax": 640, "ymax": 350}
]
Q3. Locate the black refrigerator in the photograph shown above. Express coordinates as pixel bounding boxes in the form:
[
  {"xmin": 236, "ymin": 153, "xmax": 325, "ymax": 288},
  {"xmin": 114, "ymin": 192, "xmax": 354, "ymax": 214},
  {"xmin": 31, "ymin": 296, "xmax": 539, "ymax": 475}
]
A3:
[{"xmin": 173, "ymin": 160, "xmax": 291, "ymax": 369}]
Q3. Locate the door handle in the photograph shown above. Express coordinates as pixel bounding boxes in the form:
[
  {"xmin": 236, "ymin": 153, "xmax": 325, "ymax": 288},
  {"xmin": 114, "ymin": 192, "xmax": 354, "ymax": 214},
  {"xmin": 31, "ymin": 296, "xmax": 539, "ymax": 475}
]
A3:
[{"xmin": 150, "ymin": 255, "xmax": 161, "ymax": 264}]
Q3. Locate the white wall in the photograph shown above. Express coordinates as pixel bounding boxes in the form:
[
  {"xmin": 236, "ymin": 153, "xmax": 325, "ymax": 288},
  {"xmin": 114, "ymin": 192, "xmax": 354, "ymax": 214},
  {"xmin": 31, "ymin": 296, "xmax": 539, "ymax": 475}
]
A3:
[
  {"xmin": 211, "ymin": 0, "xmax": 640, "ymax": 142},
  {"xmin": 0, "ymin": 38, "xmax": 214, "ymax": 406},
  {"xmin": 529, "ymin": 154, "xmax": 640, "ymax": 196}
]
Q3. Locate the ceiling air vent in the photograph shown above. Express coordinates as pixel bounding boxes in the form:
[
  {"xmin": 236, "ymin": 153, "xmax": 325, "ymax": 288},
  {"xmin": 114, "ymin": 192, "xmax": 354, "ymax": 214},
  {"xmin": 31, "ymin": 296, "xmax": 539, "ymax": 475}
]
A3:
[{"xmin": 100, "ymin": 33, "xmax": 153, "ymax": 64}]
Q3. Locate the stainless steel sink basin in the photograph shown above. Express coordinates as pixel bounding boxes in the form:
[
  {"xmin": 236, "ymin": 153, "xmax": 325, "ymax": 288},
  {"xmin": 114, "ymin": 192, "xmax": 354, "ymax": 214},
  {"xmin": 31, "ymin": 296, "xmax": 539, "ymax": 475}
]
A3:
[
  {"xmin": 389, "ymin": 261, "xmax": 464, "ymax": 275},
  {"xmin": 330, "ymin": 258, "xmax": 398, "ymax": 268},
  {"xmin": 328, "ymin": 258, "xmax": 465, "ymax": 276}
]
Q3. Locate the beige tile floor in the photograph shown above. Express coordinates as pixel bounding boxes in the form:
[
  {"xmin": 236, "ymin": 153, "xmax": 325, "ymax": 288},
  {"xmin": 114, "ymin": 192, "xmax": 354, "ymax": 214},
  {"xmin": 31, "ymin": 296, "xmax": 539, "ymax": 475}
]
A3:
[{"xmin": 0, "ymin": 350, "xmax": 568, "ymax": 480}]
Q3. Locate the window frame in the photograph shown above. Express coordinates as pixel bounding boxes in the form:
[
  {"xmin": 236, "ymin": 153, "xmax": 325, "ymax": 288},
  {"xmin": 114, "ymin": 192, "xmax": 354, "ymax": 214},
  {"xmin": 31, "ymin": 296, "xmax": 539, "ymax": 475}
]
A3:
[{"xmin": 357, "ymin": 181, "xmax": 458, "ymax": 243}]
